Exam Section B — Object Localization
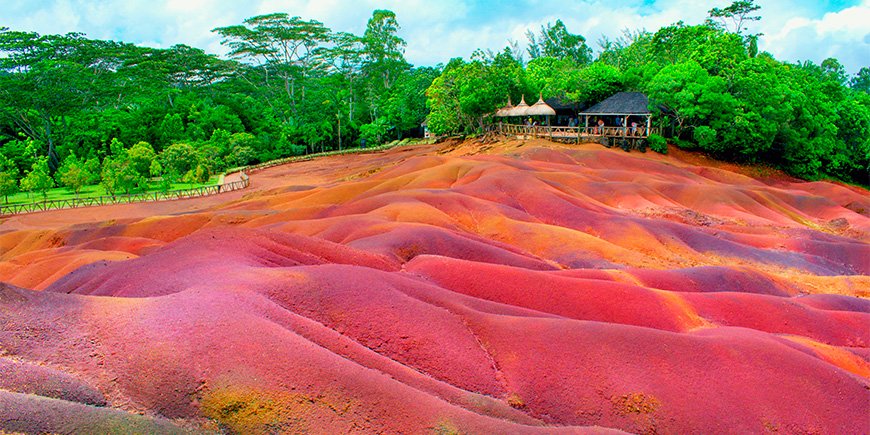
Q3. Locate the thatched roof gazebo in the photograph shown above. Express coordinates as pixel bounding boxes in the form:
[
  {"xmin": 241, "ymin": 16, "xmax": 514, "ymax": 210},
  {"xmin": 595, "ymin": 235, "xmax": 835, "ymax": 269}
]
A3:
[
  {"xmin": 509, "ymin": 95, "xmax": 530, "ymax": 117},
  {"xmin": 526, "ymin": 95, "xmax": 556, "ymax": 116},
  {"xmin": 495, "ymin": 97, "xmax": 514, "ymax": 117}
]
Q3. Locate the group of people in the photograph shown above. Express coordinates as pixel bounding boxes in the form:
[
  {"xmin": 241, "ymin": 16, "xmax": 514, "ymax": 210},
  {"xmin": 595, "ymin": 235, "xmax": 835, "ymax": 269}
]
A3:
[
  {"xmin": 565, "ymin": 117, "xmax": 644, "ymax": 136},
  {"xmin": 520, "ymin": 116, "xmax": 647, "ymax": 136}
]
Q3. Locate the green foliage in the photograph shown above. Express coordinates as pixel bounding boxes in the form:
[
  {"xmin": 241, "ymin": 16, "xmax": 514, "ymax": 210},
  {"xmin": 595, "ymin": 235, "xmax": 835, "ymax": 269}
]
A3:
[
  {"xmin": 526, "ymin": 57, "xmax": 581, "ymax": 99},
  {"xmin": 127, "ymin": 141, "xmax": 157, "ymax": 177},
  {"xmin": 647, "ymin": 134, "xmax": 668, "ymax": 154},
  {"xmin": 693, "ymin": 126, "xmax": 717, "ymax": 149},
  {"xmin": 526, "ymin": 19, "xmax": 592, "ymax": 65},
  {"xmin": 160, "ymin": 113, "xmax": 185, "ymax": 146},
  {"xmin": 56, "ymin": 153, "xmax": 93, "ymax": 196},
  {"xmin": 566, "ymin": 62, "xmax": 624, "ymax": 105},
  {"xmin": 20, "ymin": 156, "xmax": 55, "ymax": 200},
  {"xmin": 382, "ymin": 67, "xmax": 439, "ymax": 139},
  {"xmin": 360, "ymin": 118, "xmax": 389, "ymax": 145},
  {"xmin": 0, "ymin": 153, "xmax": 20, "ymax": 203},
  {"xmin": 426, "ymin": 54, "xmax": 528, "ymax": 135},
  {"xmin": 101, "ymin": 155, "xmax": 145, "ymax": 196},
  {"xmin": 851, "ymin": 67, "xmax": 870, "ymax": 94},
  {"xmin": 708, "ymin": 0, "xmax": 761, "ymax": 35},
  {"xmin": 149, "ymin": 159, "xmax": 163, "ymax": 178},
  {"xmin": 645, "ymin": 61, "xmax": 734, "ymax": 142},
  {"xmin": 83, "ymin": 157, "xmax": 101, "ymax": 184},
  {"xmin": 159, "ymin": 142, "xmax": 199, "ymax": 181}
]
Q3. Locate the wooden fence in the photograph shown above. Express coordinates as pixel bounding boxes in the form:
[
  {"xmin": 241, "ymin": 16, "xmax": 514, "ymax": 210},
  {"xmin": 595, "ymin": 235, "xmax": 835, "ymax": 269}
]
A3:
[
  {"xmin": 0, "ymin": 139, "xmax": 416, "ymax": 217},
  {"xmin": 494, "ymin": 123, "xmax": 658, "ymax": 141},
  {"xmin": 0, "ymin": 174, "xmax": 249, "ymax": 217}
]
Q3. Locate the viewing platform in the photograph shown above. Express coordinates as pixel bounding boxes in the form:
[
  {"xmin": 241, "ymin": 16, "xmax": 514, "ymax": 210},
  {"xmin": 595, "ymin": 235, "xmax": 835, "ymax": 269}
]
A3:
[{"xmin": 492, "ymin": 123, "xmax": 660, "ymax": 151}]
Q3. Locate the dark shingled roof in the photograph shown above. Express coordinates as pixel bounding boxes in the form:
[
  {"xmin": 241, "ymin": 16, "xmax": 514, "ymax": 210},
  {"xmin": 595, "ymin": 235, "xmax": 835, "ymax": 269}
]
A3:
[
  {"xmin": 544, "ymin": 97, "xmax": 576, "ymax": 111},
  {"xmin": 579, "ymin": 92, "xmax": 650, "ymax": 115}
]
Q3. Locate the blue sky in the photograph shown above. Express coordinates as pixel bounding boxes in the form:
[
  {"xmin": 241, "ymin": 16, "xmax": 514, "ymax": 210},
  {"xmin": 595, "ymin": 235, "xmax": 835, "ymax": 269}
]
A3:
[{"xmin": 4, "ymin": 0, "xmax": 869, "ymax": 74}]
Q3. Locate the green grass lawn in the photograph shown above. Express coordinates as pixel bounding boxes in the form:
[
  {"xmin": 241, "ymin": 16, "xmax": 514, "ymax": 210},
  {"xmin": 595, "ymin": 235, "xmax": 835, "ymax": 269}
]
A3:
[{"xmin": 2, "ymin": 176, "xmax": 221, "ymax": 205}]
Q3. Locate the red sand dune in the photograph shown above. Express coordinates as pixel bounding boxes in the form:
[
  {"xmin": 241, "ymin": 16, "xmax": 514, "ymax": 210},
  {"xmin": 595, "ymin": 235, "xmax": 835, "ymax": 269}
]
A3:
[{"xmin": 0, "ymin": 139, "xmax": 868, "ymax": 434}]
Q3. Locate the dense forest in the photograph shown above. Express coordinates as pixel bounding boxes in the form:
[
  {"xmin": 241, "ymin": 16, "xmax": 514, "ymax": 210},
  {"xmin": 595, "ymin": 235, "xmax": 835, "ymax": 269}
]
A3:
[{"xmin": 1, "ymin": 1, "xmax": 868, "ymax": 202}]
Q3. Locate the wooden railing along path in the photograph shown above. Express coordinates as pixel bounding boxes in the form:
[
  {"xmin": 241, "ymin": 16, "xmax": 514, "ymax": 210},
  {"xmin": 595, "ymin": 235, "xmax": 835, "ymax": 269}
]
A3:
[
  {"xmin": 495, "ymin": 123, "xmax": 658, "ymax": 141},
  {"xmin": 0, "ymin": 174, "xmax": 250, "ymax": 216},
  {"xmin": 0, "ymin": 139, "xmax": 416, "ymax": 217}
]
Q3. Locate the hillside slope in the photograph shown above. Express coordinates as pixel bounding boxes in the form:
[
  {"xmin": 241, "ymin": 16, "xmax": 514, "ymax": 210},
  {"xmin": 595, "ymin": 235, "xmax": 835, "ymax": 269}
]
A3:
[{"xmin": 1, "ymin": 139, "xmax": 868, "ymax": 434}]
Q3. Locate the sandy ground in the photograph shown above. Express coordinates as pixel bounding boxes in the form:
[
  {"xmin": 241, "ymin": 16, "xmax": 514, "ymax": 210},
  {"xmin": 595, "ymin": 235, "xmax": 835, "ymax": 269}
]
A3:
[{"xmin": 1, "ymin": 138, "xmax": 867, "ymax": 434}]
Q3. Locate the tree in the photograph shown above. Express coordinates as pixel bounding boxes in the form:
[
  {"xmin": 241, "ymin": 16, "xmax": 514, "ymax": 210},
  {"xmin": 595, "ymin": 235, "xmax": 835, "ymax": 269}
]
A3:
[
  {"xmin": 598, "ymin": 29, "xmax": 654, "ymax": 71},
  {"xmin": 821, "ymin": 58, "xmax": 847, "ymax": 86},
  {"xmin": 362, "ymin": 10, "xmax": 409, "ymax": 122},
  {"xmin": 213, "ymin": 13, "xmax": 330, "ymax": 118},
  {"xmin": 159, "ymin": 142, "xmax": 199, "ymax": 181},
  {"xmin": 526, "ymin": 56, "xmax": 581, "ymax": 100},
  {"xmin": 159, "ymin": 113, "xmax": 185, "ymax": 146},
  {"xmin": 567, "ymin": 62, "xmax": 624, "ymax": 106},
  {"xmin": 362, "ymin": 10, "xmax": 407, "ymax": 90},
  {"xmin": 426, "ymin": 56, "xmax": 527, "ymax": 135},
  {"xmin": 101, "ymin": 155, "xmax": 145, "ymax": 195},
  {"xmin": 650, "ymin": 23, "xmax": 747, "ymax": 76},
  {"xmin": 850, "ymin": 67, "xmax": 870, "ymax": 94},
  {"xmin": 360, "ymin": 117, "xmax": 389, "ymax": 145},
  {"xmin": 526, "ymin": 20, "xmax": 592, "ymax": 65},
  {"xmin": 0, "ymin": 153, "xmax": 19, "ymax": 203},
  {"xmin": 127, "ymin": 141, "xmax": 157, "ymax": 177},
  {"xmin": 645, "ymin": 60, "xmax": 736, "ymax": 145},
  {"xmin": 382, "ymin": 67, "xmax": 439, "ymax": 139},
  {"xmin": 20, "ymin": 155, "xmax": 54, "ymax": 200},
  {"xmin": 83, "ymin": 156, "xmax": 101, "ymax": 184},
  {"xmin": 56, "ymin": 153, "xmax": 92, "ymax": 197},
  {"xmin": 708, "ymin": 0, "xmax": 761, "ymax": 35}
]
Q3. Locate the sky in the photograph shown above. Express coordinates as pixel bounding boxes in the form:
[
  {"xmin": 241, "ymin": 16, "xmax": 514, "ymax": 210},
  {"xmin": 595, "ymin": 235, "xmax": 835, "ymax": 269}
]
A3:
[{"xmin": 3, "ymin": 0, "xmax": 869, "ymax": 75}]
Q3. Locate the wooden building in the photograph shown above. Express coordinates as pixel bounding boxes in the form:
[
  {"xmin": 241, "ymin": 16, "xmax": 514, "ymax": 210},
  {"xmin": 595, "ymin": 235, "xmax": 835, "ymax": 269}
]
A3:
[{"xmin": 578, "ymin": 92, "xmax": 652, "ymax": 136}]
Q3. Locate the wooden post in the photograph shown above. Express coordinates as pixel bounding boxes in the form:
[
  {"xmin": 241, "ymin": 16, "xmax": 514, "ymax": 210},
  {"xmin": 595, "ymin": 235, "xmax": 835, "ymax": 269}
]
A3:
[
  {"xmin": 646, "ymin": 116, "xmax": 652, "ymax": 137},
  {"xmin": 548, "ymin": 116, "xmax": 553, "ymax": 140},
  {"xmin": 583, "ymin": 115, "xmax": 589, "ymax": 142}
]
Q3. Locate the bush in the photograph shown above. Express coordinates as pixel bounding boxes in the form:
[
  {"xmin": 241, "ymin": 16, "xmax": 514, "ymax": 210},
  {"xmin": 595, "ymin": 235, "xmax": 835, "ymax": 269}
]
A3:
[
  {"xmin": 693, "ymin": 126, "xmax": 717, "ymax": 150},
  {"xmin": 647, "ymin": 134, "xmax": 668, "ymax": 154}
]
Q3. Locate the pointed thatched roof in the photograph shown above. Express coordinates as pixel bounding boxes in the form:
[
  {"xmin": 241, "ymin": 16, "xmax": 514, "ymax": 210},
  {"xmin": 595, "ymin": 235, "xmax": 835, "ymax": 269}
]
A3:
[
  {"xmin": 495, "ymin": 96, "xmax": 514, "ymax": 117},
  {"xmin": 580, "ymin": 92, "xmax": 650, "ymax": 115},
  {"xmin": 508, "ymin": 95, "xmax": 531, "ymax": 117},
  {"xmin": 526, "ymin": 95, "xmax": 556, "ymax": 116}
]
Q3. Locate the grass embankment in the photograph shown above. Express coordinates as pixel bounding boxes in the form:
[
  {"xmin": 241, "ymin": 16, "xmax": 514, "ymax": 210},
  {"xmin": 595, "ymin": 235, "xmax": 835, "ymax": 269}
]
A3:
[{"xmin": 3, "ymin": 176, "xmax": 220, "ymax": 205}]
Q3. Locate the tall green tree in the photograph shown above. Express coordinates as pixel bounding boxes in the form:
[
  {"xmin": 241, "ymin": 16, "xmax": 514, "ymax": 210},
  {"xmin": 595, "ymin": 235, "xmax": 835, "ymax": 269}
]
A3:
[
  {"xmin": 127, "ymin": 141, "xmax": 157, "ymax": 177},
  {"xmin": 708, "ymin": 0, "xmax": 761, "ymax": 35},
  {"xmin": 20, "ymin": 155, "xmax": 54, "ymax": 200},
  {"xmin": 526, "ymin": 19, "xmax": 592, "ymax": 65},
  {"xmin": 213, "ymin": 13, "xmax": 330, "ymax": 119},
  {"xmin": 56, "ymin": 153, "xmax": 92, "ymax": 197},
  {"xmin": 850, "ymin": 67, "xmax": 870, "ymax": 94},
  {"xmin": 0, "ymin": 153, "xmax": 19, "ymax": 203}
]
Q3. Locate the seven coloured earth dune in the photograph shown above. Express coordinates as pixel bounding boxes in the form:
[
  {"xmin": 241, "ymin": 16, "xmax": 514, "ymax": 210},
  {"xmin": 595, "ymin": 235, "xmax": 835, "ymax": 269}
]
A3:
[{"xmin": 1, "ymin": 139, "xmax": 868, "ymax": 434}]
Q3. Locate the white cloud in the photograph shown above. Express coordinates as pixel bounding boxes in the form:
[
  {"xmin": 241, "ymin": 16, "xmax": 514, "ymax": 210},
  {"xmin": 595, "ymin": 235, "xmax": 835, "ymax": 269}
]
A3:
[
  {"xmin": 2, "ymin": 0, "xmax": 867, "ymax": 74},
  {"xmin": 760, "ymin": 2, "xmax": 870, "ymax": 73}
]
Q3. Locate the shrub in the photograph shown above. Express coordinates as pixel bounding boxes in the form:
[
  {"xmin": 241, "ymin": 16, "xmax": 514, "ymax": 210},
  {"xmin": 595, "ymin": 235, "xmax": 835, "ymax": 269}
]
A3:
[
  {"xmin": 647, "ymin": 134, "xmax": 668, "ymax": 154},
  {"xmin": 693, "ymin": 126, "xmax": 717, "ymax": 150}
]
